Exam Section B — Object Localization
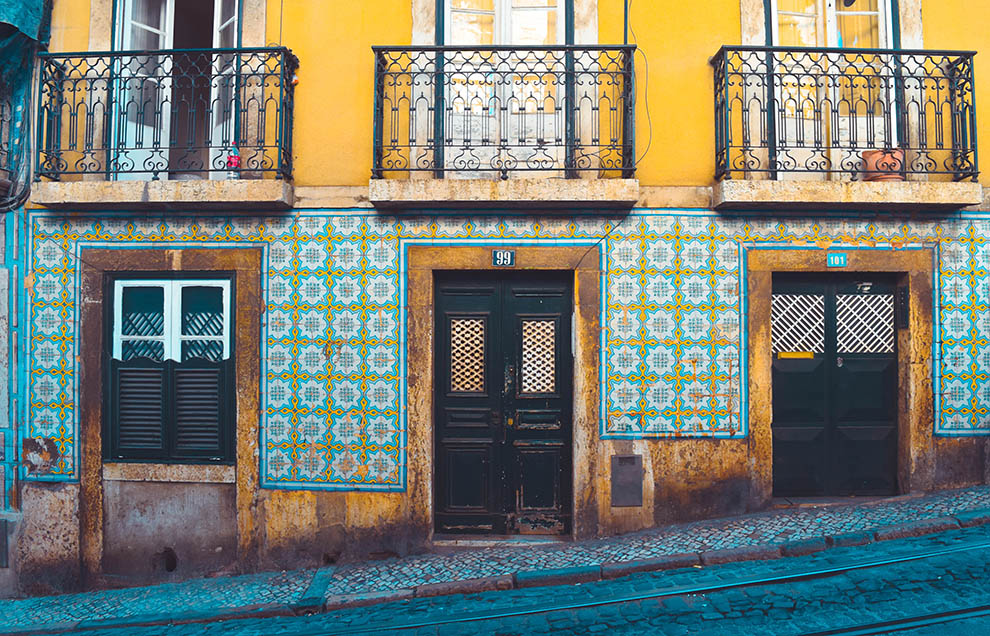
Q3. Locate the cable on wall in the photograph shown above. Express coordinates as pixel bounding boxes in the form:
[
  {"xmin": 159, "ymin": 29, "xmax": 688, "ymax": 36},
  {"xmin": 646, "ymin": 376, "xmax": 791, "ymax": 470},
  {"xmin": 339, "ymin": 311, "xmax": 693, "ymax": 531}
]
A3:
[{"xmin": 627, "ymin": 0, "xmax": 653, "ymax": 166}]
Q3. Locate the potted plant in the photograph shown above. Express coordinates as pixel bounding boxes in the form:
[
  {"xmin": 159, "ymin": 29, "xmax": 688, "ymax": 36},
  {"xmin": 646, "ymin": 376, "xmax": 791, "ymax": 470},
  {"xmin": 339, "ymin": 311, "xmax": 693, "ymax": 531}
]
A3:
[{"xmin": 862, "ymin": 147, "xmax": 905, "ymax": 181}]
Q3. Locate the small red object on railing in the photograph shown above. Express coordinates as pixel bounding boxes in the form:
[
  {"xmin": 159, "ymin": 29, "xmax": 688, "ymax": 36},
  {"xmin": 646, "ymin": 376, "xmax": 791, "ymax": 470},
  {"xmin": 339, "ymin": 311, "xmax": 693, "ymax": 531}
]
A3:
[{"xmin": 226, "ymin": 147, "xmax": 241, "ymax": 179}]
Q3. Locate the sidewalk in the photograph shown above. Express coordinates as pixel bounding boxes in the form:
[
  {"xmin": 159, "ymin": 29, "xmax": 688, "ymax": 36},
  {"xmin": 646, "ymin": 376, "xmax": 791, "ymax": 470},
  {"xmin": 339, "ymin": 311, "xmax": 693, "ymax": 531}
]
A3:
[{"xmin": 6, "ymin": 485, "xmax": 990, "ymax": 635}]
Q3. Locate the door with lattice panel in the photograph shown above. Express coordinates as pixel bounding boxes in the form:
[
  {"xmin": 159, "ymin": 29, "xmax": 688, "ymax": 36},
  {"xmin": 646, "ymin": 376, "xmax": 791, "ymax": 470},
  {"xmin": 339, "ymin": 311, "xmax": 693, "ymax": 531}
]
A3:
[
  {"xmin": 434, "ymin": 271, "xmax": 573, "ymax": 535},
  {"xmin": 771, "ymin": 273, "xmax": 898, "ymax": 497}
]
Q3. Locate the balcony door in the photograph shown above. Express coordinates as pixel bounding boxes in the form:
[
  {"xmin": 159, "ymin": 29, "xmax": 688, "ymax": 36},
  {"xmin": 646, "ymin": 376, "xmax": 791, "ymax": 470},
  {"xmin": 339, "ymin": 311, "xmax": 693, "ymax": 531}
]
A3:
[
  {"xmin": 116, "ymin": 0, "xmax": 175, "ymax": 181},
  {"xmin": 443, "ymin": 0, "xmax": 565, "ymax": 177},
  {"xmin": 115, "ymin": 0, "xmax": 239, "ymax": 180},
  {"xmin": 769, "ymin": 0, "xmax": 896, "ymax": 179}
]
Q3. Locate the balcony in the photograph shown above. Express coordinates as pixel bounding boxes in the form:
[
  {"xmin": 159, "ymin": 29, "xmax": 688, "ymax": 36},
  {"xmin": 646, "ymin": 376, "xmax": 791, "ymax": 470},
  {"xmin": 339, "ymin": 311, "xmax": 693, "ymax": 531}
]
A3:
[
  {"xmin": 370, "ymin": 45, "xmax": 639, "ymax": 210},
  {"xmin": 33, "ymin": 47, "xmax": 298, "ymax": 210},
  {"xmin": 711, "ymin": 46, "xmax": 982, "ymax": 210}
]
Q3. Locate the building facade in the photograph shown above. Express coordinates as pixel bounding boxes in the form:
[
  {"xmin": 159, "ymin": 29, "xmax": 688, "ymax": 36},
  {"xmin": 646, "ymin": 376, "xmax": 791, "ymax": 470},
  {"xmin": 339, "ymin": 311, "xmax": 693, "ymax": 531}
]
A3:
[{"xmin": 3, "ymin": 0, "xmax": 989, "ymax": 594}]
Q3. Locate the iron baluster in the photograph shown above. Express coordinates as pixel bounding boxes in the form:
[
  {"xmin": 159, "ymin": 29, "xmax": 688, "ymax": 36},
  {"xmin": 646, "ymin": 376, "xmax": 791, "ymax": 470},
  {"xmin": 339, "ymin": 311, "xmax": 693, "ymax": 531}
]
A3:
[
  {"xmin": 34, "ymin": 47, "xmax": 295, "ymax": 181},
  {"xmin": 371, "ymin": 45, "xmax": 637, "ymax": 179},
  {"xmin": 709, "ymin": 45, "xmax": 978, "ymax": 181}
]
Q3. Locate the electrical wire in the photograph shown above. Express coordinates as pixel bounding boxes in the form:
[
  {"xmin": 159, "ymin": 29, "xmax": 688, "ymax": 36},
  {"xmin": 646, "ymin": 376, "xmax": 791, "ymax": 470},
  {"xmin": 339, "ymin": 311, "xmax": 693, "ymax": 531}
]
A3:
[{"xmin": 627, "ymin": 0, "xmax": 653, "ymax": 166}]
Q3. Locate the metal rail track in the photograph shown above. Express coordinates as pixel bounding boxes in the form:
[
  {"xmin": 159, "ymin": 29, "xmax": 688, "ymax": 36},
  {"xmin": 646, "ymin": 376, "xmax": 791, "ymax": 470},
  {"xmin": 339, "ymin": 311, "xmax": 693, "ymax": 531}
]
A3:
[
  {"xmin": 800, "ymin": 604, "xmax": 990, "ymax": 635},
  {"xmin": 319, "ymin": 539, "xmax": 990, "ymax": 635}
]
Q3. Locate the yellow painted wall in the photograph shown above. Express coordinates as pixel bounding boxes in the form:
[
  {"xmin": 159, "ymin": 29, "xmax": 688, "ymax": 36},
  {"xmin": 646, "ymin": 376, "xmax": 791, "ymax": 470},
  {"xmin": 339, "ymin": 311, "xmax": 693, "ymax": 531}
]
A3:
[
  {"xmin": 922, "ymin": 0, "xmax": 989, "ymax": 187},
  {"xmin": 48, "ymin": 0, "xmax": 90, "ymax": 53},
  {"xmin": 266, "ymin": 0, "xmax": 411, "ymax": 187},
  {"xmin": 599, "ymin": 0, "xmax": 741, "ymax": 187}
]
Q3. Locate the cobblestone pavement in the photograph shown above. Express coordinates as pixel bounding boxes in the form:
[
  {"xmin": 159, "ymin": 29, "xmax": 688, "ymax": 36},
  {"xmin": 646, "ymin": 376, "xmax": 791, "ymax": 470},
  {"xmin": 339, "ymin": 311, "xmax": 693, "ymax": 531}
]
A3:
[
  {"xmin": 320, "ymin": 486, "xmax": 990, "ymax": 596},
  {"xmin": 1, "ymin": 568, "xmax": 315, "ymax": 632},
  {"xmin": 4, "ymin": 485, "xmax": 990, "ymax": 634},
  {"xmin": 56, "ymin": 522, "xmax": 990, "ymax": 635}
]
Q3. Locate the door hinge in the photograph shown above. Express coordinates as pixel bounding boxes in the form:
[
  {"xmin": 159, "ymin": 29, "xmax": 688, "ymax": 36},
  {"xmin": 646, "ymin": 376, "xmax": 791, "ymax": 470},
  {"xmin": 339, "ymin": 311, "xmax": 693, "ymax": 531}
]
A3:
[{"xmin": 571, "ymin": 311, "xmax": 576, "ymax": 357}]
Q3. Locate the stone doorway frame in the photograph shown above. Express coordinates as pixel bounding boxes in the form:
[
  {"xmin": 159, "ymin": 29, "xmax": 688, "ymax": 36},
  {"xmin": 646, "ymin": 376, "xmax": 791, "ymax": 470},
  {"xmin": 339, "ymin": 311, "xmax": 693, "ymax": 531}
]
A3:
[
  {"xmin": 406, "ymin": 245, "xmax": 601, "ymax": 539},
  {"xmin": 745, "ymin": 246, "xmax": 936, "ymax": 505},
  {"xmin": 76, "ymin": 247, "xmax": 263, "ymax": 584}
]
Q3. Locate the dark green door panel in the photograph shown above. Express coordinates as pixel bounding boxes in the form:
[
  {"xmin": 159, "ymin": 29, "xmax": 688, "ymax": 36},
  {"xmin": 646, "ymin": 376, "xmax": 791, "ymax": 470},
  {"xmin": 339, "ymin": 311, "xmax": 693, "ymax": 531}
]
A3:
[
  {"xmin": 771, "ymin": 274, "xmax": 898, "ymax": 497},
  {"xmin": 434, "ymin": 271, "xmax": 573, "ymax": 535}
]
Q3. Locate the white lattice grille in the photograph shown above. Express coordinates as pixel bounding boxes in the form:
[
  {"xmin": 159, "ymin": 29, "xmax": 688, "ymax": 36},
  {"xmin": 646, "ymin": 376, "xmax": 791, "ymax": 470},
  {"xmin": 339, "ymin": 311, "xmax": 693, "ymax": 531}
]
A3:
[
  {"xmin": 771, "ymin": 294, "xmax": 825, "ymax": 354},
  {"xmin": 450, "ymin": 318, "xmax": 485, "ymax": 392},
  {"xmin": 837, "ymin": 294, "xmax": 894, "ymax": 353},
  {"xmin": 521, "ymin": 319, "xmax": 556, "ymax": 394}
]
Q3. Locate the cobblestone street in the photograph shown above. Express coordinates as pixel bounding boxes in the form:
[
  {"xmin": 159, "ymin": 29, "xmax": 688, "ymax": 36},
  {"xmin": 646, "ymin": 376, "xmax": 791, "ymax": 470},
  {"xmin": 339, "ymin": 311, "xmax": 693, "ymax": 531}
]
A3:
[
  {"xmin": 4, "ymin": 486, "xmax": 990, "ymax": 634},
  {"xmin": 48, "ymin": 515, "xmax": 990, "ymax": 635}
]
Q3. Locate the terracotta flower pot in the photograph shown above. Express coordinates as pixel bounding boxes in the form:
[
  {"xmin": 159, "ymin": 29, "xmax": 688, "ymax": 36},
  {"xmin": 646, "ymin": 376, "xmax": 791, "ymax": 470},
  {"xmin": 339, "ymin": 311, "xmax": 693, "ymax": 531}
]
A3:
[{"xmin": 862, "ymin": 148, "xmax": 905, "ymax": 182}]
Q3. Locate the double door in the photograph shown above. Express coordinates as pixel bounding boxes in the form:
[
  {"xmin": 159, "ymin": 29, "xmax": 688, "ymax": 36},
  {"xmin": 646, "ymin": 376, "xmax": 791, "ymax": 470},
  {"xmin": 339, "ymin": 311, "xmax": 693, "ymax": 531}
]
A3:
[
  {"xmin": 771, "ymin": 273, "xmax": 898, "ymax": 496},
  {"xmin": 434, "ymin": 271, "xmax": 572, "ymax": 534}
]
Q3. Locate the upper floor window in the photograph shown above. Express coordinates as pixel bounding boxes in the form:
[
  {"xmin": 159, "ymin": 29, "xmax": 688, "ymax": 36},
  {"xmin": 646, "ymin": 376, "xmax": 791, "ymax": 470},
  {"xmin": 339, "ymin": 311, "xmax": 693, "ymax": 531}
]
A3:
[
  {"xmin": 106, "ymin": 277, "xmax": 234, "ymax": 463},
  {"xmin": 771, "ymin": 0, "xmax": 894, "ymax": 48},
  {"xmin": 447, "ymin": 0, "xmax": 564, "ymax": 46},
  {"xmin": 117, "ymin": 0, "xmax": 238, "ymax": 51}
]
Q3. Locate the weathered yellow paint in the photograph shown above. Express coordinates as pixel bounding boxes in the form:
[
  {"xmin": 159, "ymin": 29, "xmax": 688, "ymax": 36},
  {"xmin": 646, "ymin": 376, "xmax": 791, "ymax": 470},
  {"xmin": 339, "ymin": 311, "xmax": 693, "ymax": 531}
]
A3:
[
  {"xmin": 922, "ymin": 0, "xmax": 990, "ymax": 187},
  {"xmin": 262, "ymin": 491, "xmax": 319, "ymax": 550}
]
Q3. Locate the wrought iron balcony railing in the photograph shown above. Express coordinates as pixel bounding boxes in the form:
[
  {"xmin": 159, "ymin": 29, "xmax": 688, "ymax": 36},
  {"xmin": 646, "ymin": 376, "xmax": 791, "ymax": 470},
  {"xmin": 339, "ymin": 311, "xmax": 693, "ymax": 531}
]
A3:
[
  {"xmin": 373, "ymin": 45, "xmax": 636, "ymax": 179},
  {"xmin": 37, "ymin": 47, "xmax": 298, "ymax": 181},
  {"xmin": 711, "ymin": 46, "xmax": 978, "ymax": 181}
]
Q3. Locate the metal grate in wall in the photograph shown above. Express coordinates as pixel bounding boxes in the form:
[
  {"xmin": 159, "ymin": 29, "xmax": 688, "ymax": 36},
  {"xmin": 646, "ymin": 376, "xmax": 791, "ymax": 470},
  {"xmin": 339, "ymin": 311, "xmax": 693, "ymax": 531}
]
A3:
[
  {"xmin": 837, "ymin": 294, "xmax": 895, "ymax": 354},
  {"xmin": 521, "ymin": 319, "xmax": 556, "ymax": 394},
  {"xmin": 771, "ymin": 294, "xmax": 825, "ymax": 354},
  {"xmin": 450, "ymin": 318, "xmax": 485, "ymax": 393}
]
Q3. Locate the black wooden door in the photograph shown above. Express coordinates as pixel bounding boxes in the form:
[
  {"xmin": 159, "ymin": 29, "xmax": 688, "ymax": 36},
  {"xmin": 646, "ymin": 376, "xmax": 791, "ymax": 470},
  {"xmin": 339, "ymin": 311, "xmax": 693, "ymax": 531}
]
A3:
[
  {"xmin": 434, "ymin": 271, "xmax": 573, "ymax": 535},
  {"xmin": 771, "ymin": 273, "xmax": 898, "ymax": 497}
]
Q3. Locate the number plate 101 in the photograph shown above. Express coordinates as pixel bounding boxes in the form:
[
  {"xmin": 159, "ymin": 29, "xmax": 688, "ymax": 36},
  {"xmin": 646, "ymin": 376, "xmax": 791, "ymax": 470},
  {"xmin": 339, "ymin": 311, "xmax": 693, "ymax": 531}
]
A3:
[{"xmin": 492, "ymin": 249, "xmax": 515, "ymax": 267}]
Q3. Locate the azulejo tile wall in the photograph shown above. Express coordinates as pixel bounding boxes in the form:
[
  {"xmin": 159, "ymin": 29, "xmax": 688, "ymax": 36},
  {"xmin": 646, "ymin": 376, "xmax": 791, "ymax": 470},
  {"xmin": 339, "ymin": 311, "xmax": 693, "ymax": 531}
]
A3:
[{"xmin": 22, "ymin": 210, "xmax": 990, "ymax": 487}]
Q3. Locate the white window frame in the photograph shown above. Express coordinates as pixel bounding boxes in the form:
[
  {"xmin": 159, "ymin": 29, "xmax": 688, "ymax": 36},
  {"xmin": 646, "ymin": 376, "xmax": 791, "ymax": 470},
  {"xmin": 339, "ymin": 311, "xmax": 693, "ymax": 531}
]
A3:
[
  {"xmin": 769, "ymin": 0, "xmax": 894, "ymax": 48},
  {"xmin": 445, "ymin": 0, "xmax": 566, "ymax": 46},
  {"xmin": 112, "ymin": 279, "xmax": 231, "ymax": 362}
]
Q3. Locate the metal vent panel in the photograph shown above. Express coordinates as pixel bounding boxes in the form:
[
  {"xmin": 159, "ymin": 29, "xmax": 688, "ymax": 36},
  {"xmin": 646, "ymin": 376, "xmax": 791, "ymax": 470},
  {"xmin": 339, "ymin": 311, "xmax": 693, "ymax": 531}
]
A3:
[
  {"xmin": 450, "ymin": 318, "xmax": 485, "ymax": 393},
  {"xmin": 771, "ymin": 294, "xmax": 825, "ymax": 354},
  {"xmin": 521, "ymin": 319, "xmax": 556, "ymax": 394},
  {"xmin": 837, "ymin": 294, "xmax": 894, "ymax": 353}
]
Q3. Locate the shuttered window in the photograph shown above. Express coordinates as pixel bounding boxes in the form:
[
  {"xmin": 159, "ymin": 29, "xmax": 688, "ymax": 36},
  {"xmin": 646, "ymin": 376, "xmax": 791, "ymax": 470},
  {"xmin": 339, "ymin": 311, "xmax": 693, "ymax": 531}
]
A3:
[{"xmin": 106, "ymin": 278, "xmax": 234, "ymax": 463}]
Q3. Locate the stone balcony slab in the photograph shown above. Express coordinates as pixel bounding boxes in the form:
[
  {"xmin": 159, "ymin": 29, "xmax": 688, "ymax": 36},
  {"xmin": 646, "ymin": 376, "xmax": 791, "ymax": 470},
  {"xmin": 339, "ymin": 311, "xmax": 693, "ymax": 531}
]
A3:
[
  {"xmin": 31, "ymin": 179, "xmax": 294, "ymax": 211},
  {"xmin": 714, "ymin": 179, "xmax": 983, "ymax": 212},
  {"xmin": 369, "ymin": 178, "xmax": 639, "ymax": 211}
]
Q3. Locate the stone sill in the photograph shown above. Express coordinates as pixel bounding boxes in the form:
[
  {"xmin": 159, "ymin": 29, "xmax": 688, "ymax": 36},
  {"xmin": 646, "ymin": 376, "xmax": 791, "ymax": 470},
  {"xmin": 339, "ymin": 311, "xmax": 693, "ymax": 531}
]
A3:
[
  {"xmin": 31, "ymin": 178, "xmax": 294, "ymax": 211},
  {"xmin": 102, "ymin": 462, "xmax": 235, "ymax": 484},
  {"xmin": 714, "ymin": 179, "xmax": 983, "ymax": 211},
  {"xmin": 369, "ymin": 178, "xmax": 639, "ymax": 211}
]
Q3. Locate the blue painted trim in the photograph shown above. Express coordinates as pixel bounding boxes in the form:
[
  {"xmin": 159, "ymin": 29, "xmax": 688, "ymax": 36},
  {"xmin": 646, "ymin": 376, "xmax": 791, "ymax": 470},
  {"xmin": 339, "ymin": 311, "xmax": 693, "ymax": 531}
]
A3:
[
  {"xmin": 5, "ymin": 210, "xmax": 28, "ymax": 502},
  {"xmin": 739, "ymin": 241, "xmax": 749, "ymax": 438},
  {"xmin": 931, "ymin": 244, "xmax": 943, "ymax": 435},
  {"xmin": 29, "ymin": 207, "xmax": 990, "ymax": 221}
]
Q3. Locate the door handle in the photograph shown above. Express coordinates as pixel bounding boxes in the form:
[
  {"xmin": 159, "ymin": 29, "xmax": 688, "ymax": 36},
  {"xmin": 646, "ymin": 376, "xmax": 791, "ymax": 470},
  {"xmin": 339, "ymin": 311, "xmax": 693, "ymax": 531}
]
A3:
[
  {"xmin": 837, "ymin": 356, "xmax": 844, "ymax": 368},
  {"xmin": 505, "ymin": 363, "xmax": 515, "ymax": 396}
]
